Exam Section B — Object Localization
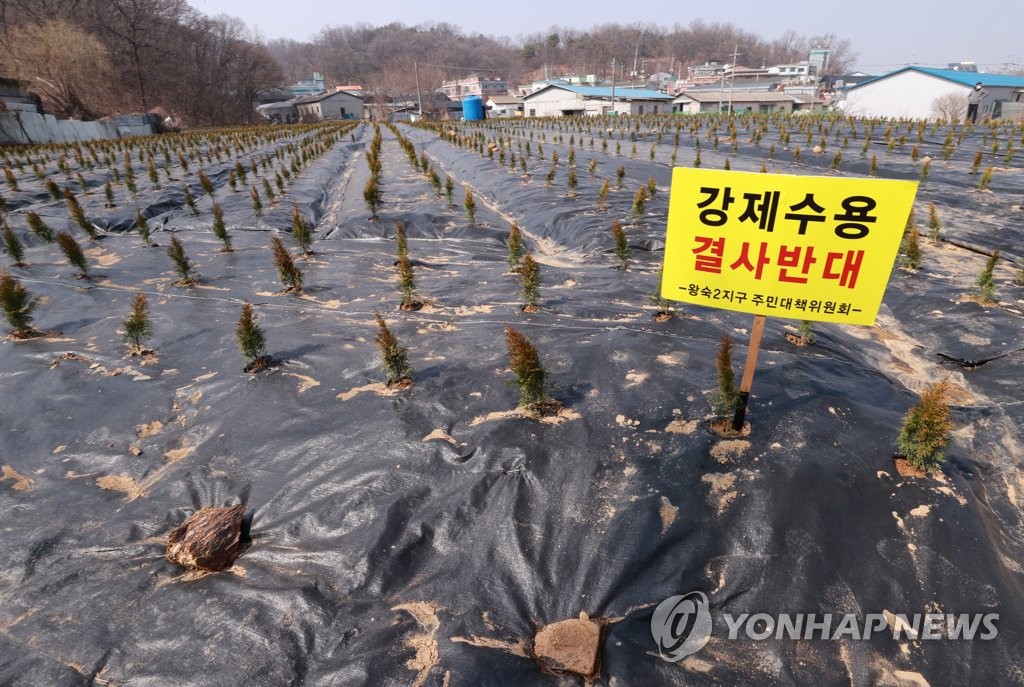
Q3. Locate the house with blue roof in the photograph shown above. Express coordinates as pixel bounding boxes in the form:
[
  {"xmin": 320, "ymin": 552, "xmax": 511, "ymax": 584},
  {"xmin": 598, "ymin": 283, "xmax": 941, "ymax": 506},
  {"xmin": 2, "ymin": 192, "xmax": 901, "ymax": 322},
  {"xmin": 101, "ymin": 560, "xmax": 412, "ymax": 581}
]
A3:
[
  {"xmin": 522, "ymin": 84, "xmax": 674, "ymax": 117},
  {"xmin": 843, "ymin": 66, "xmax": 1024, "ymax": 120}
]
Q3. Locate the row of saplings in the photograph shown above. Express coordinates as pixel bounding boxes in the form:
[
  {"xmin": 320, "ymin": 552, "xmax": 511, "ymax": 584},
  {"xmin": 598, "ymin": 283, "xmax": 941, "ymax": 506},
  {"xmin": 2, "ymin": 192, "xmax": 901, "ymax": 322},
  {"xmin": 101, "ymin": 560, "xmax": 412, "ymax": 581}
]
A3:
[{"xmin": 0, "ymin": 269, "xmax": 952, "ymax": 684}]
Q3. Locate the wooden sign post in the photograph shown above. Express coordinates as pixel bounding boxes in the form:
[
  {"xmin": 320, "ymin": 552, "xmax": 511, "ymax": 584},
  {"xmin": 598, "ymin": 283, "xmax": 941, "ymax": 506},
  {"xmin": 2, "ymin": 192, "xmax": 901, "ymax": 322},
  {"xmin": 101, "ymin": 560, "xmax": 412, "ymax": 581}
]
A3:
[{"xmin": 732, "ymin": 314, "xmax": 765, "ymax": 432}]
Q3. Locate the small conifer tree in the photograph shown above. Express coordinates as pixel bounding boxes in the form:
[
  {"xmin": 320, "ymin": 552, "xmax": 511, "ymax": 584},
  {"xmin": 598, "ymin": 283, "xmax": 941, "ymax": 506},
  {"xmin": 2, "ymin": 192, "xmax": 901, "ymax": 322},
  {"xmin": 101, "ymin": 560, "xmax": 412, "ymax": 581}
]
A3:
[
  {"xmin": 710, "ymin": 334, "xmax": 740, "ymax": 417},
  {"xmin": 363, "ymin": 175, "xmax": 381, "ymax": 219},
  {"xmin": 183, "ymin": 184, "xmax": 197, "ymax": 215},
  {"xmin": 896, "ymin": 378, "xmax": 953, "ymax": 474},
  {"xmin": 520, "ymin": 251, "xmax": 540, "ymax": 311},
  {"xmin": 122, "ymin": 290, "xmax": 152, "ymax": 353},
  {"xmin": 396, "ymin": 253, "xmax": 419, "ymax": 309},
  {"xmin": 291, "ymin": 203, "xmax": 312, "ymax": 254},
  {"xmin": 211, "ymin": 201, "xmax": 231, "ymax": 251},
  {"xmin": 611, "ymin": 220, "xmax": 630, "ymax": 269},
  {"xmin": 0, "ymin": 271, "xmax": 37, "ymax": 337},
  {"xmin": 270, "ymin": 234, "xmax": 303, "ymax": 292},
  {"xmin": 507, "ymin": 222, "xmax": 523, "ymax": 267},
  {"xmin": 597, "ymin": 179, "xmax": 609, "ymax": 210},
  {"xmin": 25, "ymin": 212, "xmax": 53, "ymax": 243},
  {"xmin": 198, "ymin": 169, "xmax": 215, "ymax": 197},
  {"xmin": 374, "ymin": 310, "xmax": 413, "ymax": 387},
  {"xmin": 900, "ymin": 215, "xmax": 922, "ymax": 269},
  {"xmin": 631, "ymin": 187, "xmax": 648, "ymax": 225},
  {"xmin": 978, "ymin": 165, "xmax": 993, "ymax": 191},
  {"xmin": 56, "ymin": 231, "xmax": 89, "ymax": 277},
  {"xmin": 167, "ymin": 233, "xmax": 197, "ymax": 285},
  {"xmin": 250, "ymin": 185, "xmax": 263, "ymax": 217},
  {"xmin": 974, "ymin": 249, "xmax": 999, "ymax": 303},
  {"xmin": 235, "ymin": 302, "xmax": 267, "ymax": 371},
  {"xmin": 463, "ymin": 186, "xmax": 476, "ymax": 225},
  {"xmin": 135, "ymin": 209, "xmax": 152, "ymax": 246},
  {"xmin": 504, "ymin": 325, "xmax": 548, "ymax": 409},
  {"xmin": 444, "ymin": 176, "xmax": 454, "ymax": 206},
  {"xmin": 567, "ymin": 167, "xmax": 578, "ymax": 197},
  {"xmin": 926, "ymin": 202, "xmax": 941, "ymax": 242},
  {"xmin": 615, "ymin": 164, "xmax": 625, "ymax": 189},
  {"xmin": 2, "ymin": 224, "xmax": 25, "ymax": 266},
  {"xmin": 64, "ymin": 188, "xmax": 96, "ymax": 238}
]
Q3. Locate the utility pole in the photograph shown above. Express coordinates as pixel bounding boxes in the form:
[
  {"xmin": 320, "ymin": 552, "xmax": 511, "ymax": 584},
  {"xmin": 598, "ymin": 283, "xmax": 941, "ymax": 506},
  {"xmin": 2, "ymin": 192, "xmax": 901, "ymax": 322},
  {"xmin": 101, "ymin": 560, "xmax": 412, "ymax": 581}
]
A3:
[
  {"xmin": 610, "ymin": 57, "xmax": 616, "ymax": 118},
  {"xmin": 728, "ymin": 44, "xmax": 741, "ymax": 114},
  {"xmin": 414, "ymin": 61, "xmax": 423, "ymax": 119}
]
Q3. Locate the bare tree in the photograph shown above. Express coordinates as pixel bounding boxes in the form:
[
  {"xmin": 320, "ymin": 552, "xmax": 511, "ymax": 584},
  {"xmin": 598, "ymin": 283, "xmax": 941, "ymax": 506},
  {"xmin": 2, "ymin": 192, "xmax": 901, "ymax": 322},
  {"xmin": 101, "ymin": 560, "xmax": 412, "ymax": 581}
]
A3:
[{"xmin": 931, "ymin": 92, "xmax": 966, "ymax": 122}]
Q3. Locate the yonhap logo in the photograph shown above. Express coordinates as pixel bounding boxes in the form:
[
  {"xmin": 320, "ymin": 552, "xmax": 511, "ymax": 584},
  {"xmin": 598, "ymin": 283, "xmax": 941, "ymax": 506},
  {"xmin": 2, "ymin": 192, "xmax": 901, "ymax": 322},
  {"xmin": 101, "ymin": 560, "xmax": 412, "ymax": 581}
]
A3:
[{"xmin": 651, "ymin": 591, "xmax": 713, "ymax": 662}]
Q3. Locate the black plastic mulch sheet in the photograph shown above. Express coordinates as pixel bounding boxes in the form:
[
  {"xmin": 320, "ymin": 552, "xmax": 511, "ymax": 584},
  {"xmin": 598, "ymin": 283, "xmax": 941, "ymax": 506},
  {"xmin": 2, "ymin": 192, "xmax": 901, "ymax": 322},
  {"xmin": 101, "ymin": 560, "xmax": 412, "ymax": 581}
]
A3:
[{"xmin": 1, "ymin": 120, "xmax": 1023, "ymax": 686}]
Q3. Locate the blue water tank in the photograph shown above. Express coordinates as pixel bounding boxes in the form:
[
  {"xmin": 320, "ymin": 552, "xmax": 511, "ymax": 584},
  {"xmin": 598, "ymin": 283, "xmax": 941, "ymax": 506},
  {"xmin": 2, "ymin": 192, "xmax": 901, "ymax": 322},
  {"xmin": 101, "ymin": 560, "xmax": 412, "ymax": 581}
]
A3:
[{"xmin": 462, "ymin": 96, "xmax": 485, "ymax": 121}]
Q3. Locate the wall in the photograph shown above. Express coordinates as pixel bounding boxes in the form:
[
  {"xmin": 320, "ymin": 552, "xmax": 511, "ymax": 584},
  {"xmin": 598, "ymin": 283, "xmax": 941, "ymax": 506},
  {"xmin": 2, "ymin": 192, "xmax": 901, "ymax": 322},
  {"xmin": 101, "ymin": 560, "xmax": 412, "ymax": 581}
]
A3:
[
  {"xmin": 845, "ymin": 72, "xmax": 967, "ymax": 119},
  {"xmin": 0, "ymin": 111, "xmax": 153, "ymax": 145}
]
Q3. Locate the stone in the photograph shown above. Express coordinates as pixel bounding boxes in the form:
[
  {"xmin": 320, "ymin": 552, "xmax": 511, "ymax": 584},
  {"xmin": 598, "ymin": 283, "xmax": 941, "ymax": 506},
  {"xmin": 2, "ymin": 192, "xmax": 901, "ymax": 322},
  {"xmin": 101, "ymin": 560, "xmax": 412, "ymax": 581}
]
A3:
[{"xmin": 533, "ymin": 612, "xmax": 602, "ymax": 678}]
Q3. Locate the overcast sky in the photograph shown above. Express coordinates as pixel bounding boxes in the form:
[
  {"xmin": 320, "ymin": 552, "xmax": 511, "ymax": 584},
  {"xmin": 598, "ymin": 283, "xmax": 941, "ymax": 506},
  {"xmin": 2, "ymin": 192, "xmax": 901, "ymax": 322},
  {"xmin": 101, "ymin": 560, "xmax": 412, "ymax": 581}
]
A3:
[{"xmin": 190, "ymin": 0, "xmax": 1023, "ymax": 73}]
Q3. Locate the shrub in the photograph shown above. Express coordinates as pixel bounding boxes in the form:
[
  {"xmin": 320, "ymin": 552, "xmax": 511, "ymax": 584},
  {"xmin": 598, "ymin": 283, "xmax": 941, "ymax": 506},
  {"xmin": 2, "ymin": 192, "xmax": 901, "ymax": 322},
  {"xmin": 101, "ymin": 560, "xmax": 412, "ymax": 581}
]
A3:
[
  {"xmin": 615, "ymin": 165, "xmax": 625, "ymax": 189},
  {"xmin": 4, "ymin": 168, "xmax": 18, "ymax": 191},
  {"xmin": 374, "ymin": 310, "xmax": 413, "ymax": 387},
  {"xmin": 122, "ymin": 290, "xmax": 152, "ymax": 353},
  {"xmin": 271, "ymin": 234, "xmax": 303, "ymax": 292},
  {"xmin": 504, "ymin": 325, "xmax": 548, "ymax": 409},
  {"xmin": 896, "ymin": 378, "xmax": 953, "ymax": 474},
  {"xmin": 25, "ymin": 212, "xmax": 53, "ymax": 243},
  {"xmin": 520, "ymin": 251, "xmax": 540, "ymax": 310},
  {"xmin": 611, "ymin": 220, "xmax": 629, "ymax": 269},
  {"xmin": 2, "ymin": 224, "xmax": 25, "ymax": 266},
  {"xmin": 974, "ymin": 249, "xmax": 999, "ymax": 303},
  {"xmin": 567, "ymin": 168, "xmax": 578, "ymax": 197},
  {"xmin": 647, "ymin": 176, "xmax": 657, "ymax": 199},
  {"xmin": 507, "ymin": 222, "xmax": 523, "ymax": 267},
  {"xmin": 211, "ymin": 202, "xmax": 232, "ymax": 251},
  {"xmin": 166, "ymin": 233, "xmax": 197, "ymax": 285},
  {"xmin": 0, "ymin": 272, "xmax": 36, "ymax": 337},
  {"xmin": 235, "ymin": 302, "xmax": 268, "ymax": 371},
  {"xmin": 291, "ymin": 203, "xmax": 312, "ymax": 254},
  {"xmin": 56, "ymin": 231, "xmax": 89, "ymax": 277},
  {"xmin": 710, "ymin": 334, "xmax": 740, "ymax": 416}
]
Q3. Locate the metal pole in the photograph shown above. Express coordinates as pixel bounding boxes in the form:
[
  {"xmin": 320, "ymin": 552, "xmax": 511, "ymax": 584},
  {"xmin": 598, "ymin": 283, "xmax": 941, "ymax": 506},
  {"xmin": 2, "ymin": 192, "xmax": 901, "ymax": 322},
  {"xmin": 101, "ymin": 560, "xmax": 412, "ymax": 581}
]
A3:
[
  {"xmin": 610, "ymin": 57, "xmax": 616, "ymax": 117},
  {"xmin": 414, "ymin": 61, "xmax": 423, "ymax": 118},
  {"xmin": 728, "ymin": 45, "xmax": 741, "ymax": 114}
]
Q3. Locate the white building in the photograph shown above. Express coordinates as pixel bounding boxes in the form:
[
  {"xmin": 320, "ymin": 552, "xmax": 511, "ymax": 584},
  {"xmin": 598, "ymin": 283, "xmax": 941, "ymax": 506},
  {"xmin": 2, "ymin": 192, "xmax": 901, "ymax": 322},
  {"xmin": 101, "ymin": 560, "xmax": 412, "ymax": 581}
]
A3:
[
  {"xmin": 292, "ymin": 90, "xmax": 365, "ymax": 121},
  {"xmin": 843, "ymin": 67, "xmax": 1024, "ymax": 120},
  {"xmin": 485, "ymin": 95, "xmax": 524, "ymax": 117},
  {"xmin": 522, "ymin": 84, "xmax": 673, "ymax": 117}
]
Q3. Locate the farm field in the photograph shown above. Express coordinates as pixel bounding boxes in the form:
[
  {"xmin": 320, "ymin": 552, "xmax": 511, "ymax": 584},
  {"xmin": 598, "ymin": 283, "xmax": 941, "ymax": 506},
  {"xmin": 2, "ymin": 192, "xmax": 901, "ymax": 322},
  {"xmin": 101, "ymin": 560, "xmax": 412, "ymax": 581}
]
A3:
[{"xmin": 1, "ymin": 113, "xmax": 1023, "ymax": 685}]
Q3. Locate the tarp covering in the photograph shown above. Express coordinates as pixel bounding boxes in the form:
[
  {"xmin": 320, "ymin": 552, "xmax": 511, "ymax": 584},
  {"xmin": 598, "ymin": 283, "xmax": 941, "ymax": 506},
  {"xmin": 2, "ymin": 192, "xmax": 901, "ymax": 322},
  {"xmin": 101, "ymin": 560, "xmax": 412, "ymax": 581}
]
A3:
[{"xmin": 1, "ymin": 118, "xmax": 1023, "ymax": 685}]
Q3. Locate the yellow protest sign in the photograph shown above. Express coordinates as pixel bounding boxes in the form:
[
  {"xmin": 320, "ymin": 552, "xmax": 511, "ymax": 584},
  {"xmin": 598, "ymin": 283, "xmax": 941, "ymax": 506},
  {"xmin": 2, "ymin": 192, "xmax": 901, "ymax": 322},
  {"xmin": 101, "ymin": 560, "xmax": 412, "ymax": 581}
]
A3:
[{"xmin": 661, "ymin": 168, "xmax": 918, "ymax": 325}]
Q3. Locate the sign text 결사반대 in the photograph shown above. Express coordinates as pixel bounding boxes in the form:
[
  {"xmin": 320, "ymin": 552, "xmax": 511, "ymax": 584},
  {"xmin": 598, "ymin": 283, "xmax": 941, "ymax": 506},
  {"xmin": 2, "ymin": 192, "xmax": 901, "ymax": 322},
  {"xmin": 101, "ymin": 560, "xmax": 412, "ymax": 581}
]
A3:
[{"xmin": 661, "ymin": 168, "xmax": 919, "ymax": 325}]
